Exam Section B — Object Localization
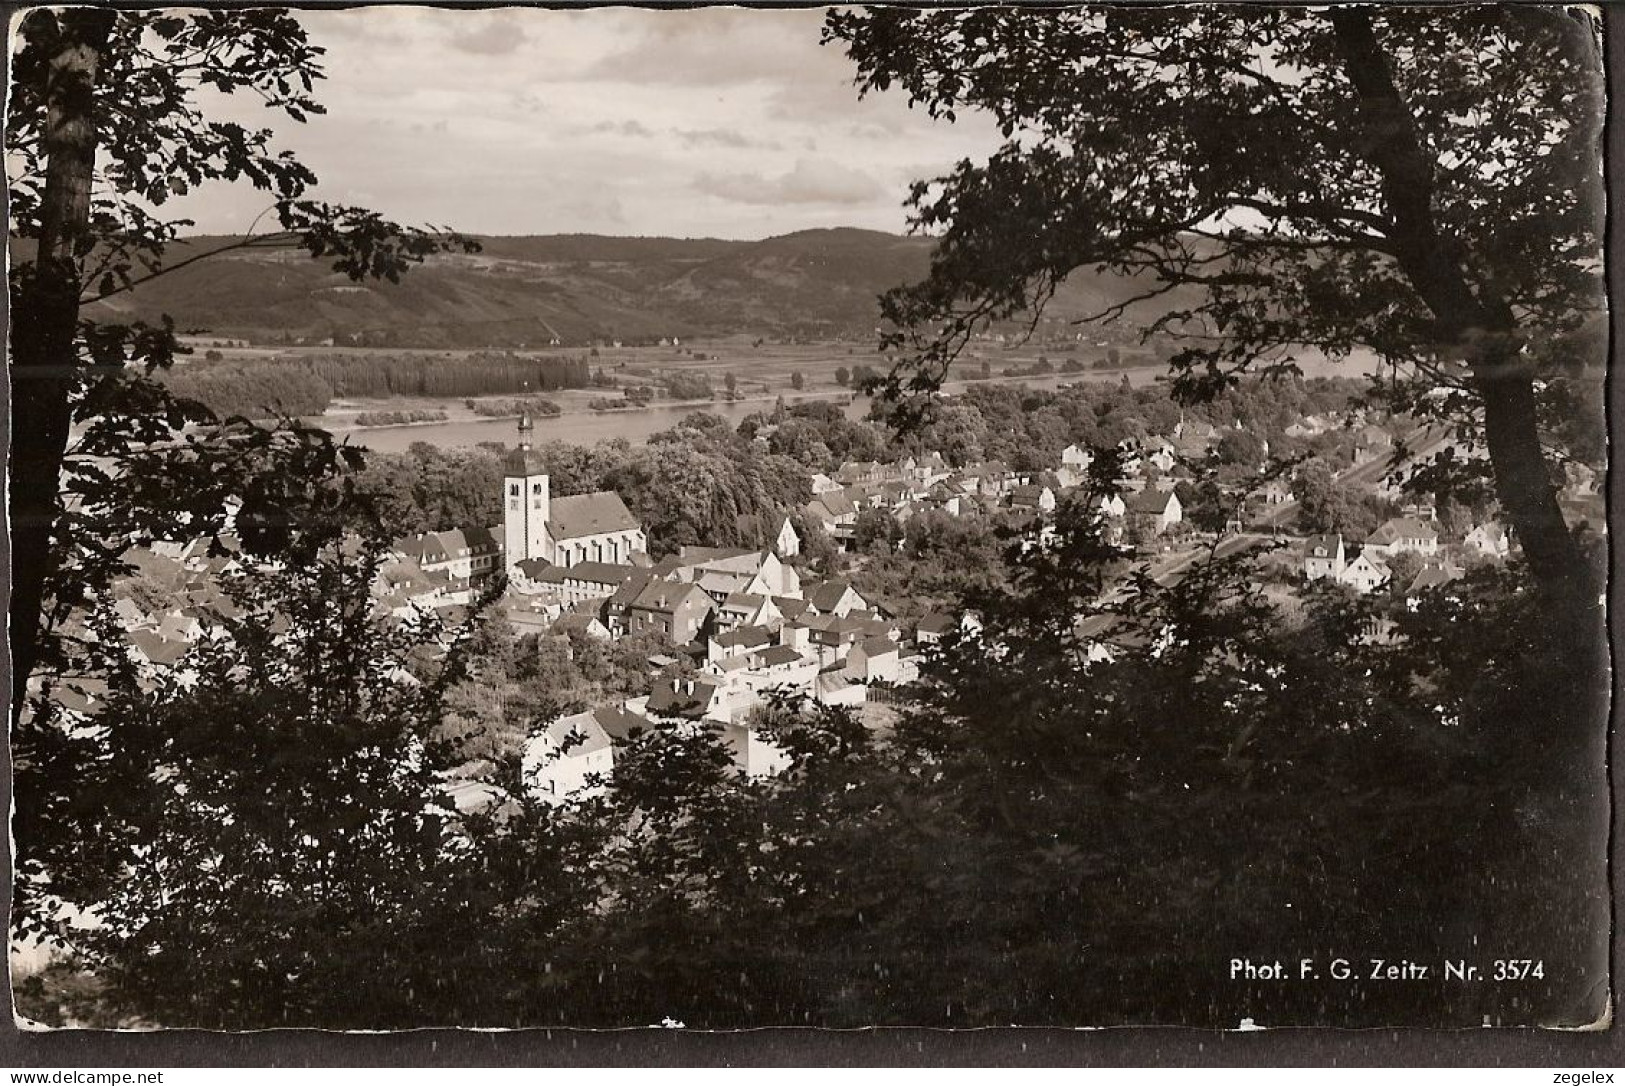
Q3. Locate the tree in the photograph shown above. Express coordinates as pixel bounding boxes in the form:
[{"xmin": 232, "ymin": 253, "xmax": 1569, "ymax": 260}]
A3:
[
  {"xmin": 724, "ymin": 371, "xmax": 738, "ymax": 398},
  {"xmin": 7, "ymin": 9, "xmax": 476, "ymax": 714},
  {"xmin": 13, "ymin": 532, "xmax": 480, "ymax": 1026},
  {"xmin": 834, "ymin": 365, "xmax": 851, "ymax": 387},
  {"xmin": 1215, "ymin": 429, "xmax": 1267, "ymax": 468},
  {"xmin": 825, "ymin": 6, "xmax": 1604, "ymax": 607},
  {"xmin": 851, "ymin": 507, "xmax": 903, "ymax": 556},
  {"xmin": 790, "ymin": 371, "xmax": 806, "ymax": 391}
]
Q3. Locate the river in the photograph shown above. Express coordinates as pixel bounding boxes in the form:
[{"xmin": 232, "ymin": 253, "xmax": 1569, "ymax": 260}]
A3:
[{"xmin": 340, "ymin": 350, "xmax": 1375, "ymax": 453}]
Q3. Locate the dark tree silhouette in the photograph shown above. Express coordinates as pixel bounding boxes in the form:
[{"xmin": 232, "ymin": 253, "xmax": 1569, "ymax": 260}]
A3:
[{"xmin": 825, "ymin": 6, "xmax": 1603, "ymax": 607}]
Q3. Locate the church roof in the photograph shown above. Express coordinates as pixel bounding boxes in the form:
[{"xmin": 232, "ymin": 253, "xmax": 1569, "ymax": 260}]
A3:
[
  {"xmin": 549, "ymin": 492, "xmax": 641, "ymax": 541},
  {"xmin": 504, "ymin": 446, "xmax": 549, "ymax": 477}
]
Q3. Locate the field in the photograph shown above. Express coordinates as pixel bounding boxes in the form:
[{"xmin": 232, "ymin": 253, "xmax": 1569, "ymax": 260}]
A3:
[{"xmin": 174, "ymin": 333, "xmax": 1169, "ymax": 435}]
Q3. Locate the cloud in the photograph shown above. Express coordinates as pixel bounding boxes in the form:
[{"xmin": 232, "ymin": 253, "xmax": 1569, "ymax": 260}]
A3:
[
  {"xmin": 693, "ymin": 158, "xmax": 887, "ymax": 207},
  {"xmin": 556, "ymin": 192, "xmax": 628, "ymax": 227},
  {"xmin": 588, "ymin": 119, "xmax": 657, "ymax": 138},
  {"xmin": 449, "ymin": 12, "xmax": 529, "ymax": 56},
  {"xmin": 675, "ymin": 127, "xmax": 780, "ymax": 151},
  {"xmin": 574, "ymin": 8, "xmax": 834, "ymax": 87},
  {"xmin": 173, "ymin": 7, "xmax": 1002, "ymax": 240}
]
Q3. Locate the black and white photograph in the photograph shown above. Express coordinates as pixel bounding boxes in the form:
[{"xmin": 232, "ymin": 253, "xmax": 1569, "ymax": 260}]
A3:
[{"xmin": 4, "ymin": 3, "xmax": 1613, "ymax": 1036}]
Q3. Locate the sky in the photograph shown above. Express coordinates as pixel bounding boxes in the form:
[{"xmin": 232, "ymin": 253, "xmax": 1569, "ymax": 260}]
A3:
[{"xmin": 166, "ymin": 6, "xmax": 1003, "ymax": 241}]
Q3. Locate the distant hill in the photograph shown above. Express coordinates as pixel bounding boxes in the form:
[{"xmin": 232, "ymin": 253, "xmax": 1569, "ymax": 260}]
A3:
[{"xmin": 81, "ymin": 227, "xmax": 1194, "ymax": 348}]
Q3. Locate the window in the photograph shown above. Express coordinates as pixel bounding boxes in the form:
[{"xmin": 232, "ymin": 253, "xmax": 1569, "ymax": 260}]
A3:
[
  {"xmin": 532, "ymin": 482, "xmax": 543, "ymax": 495},
  {"xmin": 509, "ymin": 483, "xmax": 520, "ymax": 497}
]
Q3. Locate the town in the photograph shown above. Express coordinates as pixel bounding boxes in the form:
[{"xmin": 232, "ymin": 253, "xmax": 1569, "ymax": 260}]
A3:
[{"xmin": 64, "ymin": 382, "xmax": 1605, "ymax": 812}]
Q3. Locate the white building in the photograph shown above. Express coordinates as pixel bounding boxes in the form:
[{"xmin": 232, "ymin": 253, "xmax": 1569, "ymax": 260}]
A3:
[
  {"xmin": 503, "ymin": 414, "xmax": 647, "ymax": 573},
  {"xmin": 1303, "ymin": 534, "xmax": 1346, "ymax": 581},
  {"xmin": 1339, "ymin": 552, "xmax": 1391, "ymax": 594},
  {"xmin": 522, "ymin": 710, "xmax": 615, "ymax": 804}
]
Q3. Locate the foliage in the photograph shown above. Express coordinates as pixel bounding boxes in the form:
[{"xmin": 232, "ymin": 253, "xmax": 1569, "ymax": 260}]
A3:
[
  {"xmin": 660, "ymin": 370, "xmax": 714, "ymax": 402},
  {"xmin": 7, "ymin": 7, "xmax": 478, "ymax": 708},
  {"xmin": 14, "ymin": 537, "xmax": 479, "ymax": 1027},
  {"xmin": 353, "ymin": 410, "xmax": 447, "ymax": 427},
  {"xmin": 354, "ymin": 426, "xmax": 811, "ymax": 557},
  {"xmin": 824, "ymin": 5, "xmax": 1604, "ymax": 601},
  {"xmin": 162, "ymin": 352, "xmax": 587, "ymax": 420}
]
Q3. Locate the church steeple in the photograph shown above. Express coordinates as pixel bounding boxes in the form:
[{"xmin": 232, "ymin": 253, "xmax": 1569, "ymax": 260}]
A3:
[{"xmin": 504, "ymin": 412, "xmax": 550, "ymax": 574}]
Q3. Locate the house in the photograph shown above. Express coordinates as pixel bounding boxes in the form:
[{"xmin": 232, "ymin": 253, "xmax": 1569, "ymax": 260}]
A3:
[
  {"xmin": 715, "ymin": 720, "xmax": 794, "ymax": 779},
  {"xmin": 1098, "ymin": 493, "xmax": 1127, "ymax": 518},
  {"xmin": 127, "ymin": 629, "xmax": 191, "ymax": 669},
  {"xmin": 1125, "ymin": 488, "xmax": 1183, "ymax": 535},
  {"xmin": 502, "ymin": 415, "xmax": 647, "ymax": 572},
  {"xmin": 1057, "ymin": 444, "xmax": 1094, "ymax": 488},
  {"xmin": 813, "ymin": 666, "xmax": 868, "ymax": 708},
  {"xmin": 805, "ymin": 491, "xmax": 858, "ymax": 541},
  {"xmin": 901, "ymin": 452, "xmax": 950, "ymax": 487},
  {"xmin": 914, "ymin": 613, "xmax": 957, "ymax": 646},
  {"xmin": 772, "ymin": 595, "xmax": 812, "ymax": 624},
  {"xmin": 1008, "ymin": 484, "xmax": 1057, "ymax": 514},
  {"xmin": 1142, "ymin": 438, "xmax": 1177, "ymax": 474},
  {"xmin": 627, "ymin": 580, "xmax": 715, "ymax": 645},
  {"xmin": 552, "ymin": 606, "xmax": 611, "ymax": 641},
  {"xmin": 962, "ymin": 460, "xmax": 1018, "ymax": 498},
  {"xmin": 845, "ymin": 636, "xmax": 918, "ymax": 686},
  {"xmin": 804, "ymin": 578, "xmax": 870, "ymax": 618},
  {"xmin": 1302, "ymin": 534, "xmax": 1347, "ymax": 581},
  {"xmin": 716, "ymin": 591, "xmax": 781, "ymax": 632},
  {"xmin": 771, "ymin": 516, "xmax": 801, "ymax": 558},
  {"xmin": 511, "ymin": 560, "xmax": 639, "ymax": 607},
  {"xmin": 677, "ymin": 547, "xmax": 801, "ymax": 599},
  {"xmin": 808, "ymin": 473, "xmax": 841, "ymax": 495},
  {"xmin": 646, "ymin": 673, "xmax": 728, "ymax": 722},
  {"xmin": 842, "ymin": 482, "xmax": 889, "ymax": 512},
  {"xmin": 603, "ymin": 569, "xmax": 658, "ymax": 636},
  {"xmin": 522, "ymin": 710, "xmax": 615, "ymax": 804},
  {"xmin": 1364, "ymin": 517, "xmax": 1439, "ymax": 558},
  {"xmin": 1464, "ymin": 522, "xmax": 1510, "ymax": 559},
  {"xmin": 1406, "ymin": 562, "xmax": 1464, "ymax": 598},
  {"xmin": 835, "ymin": 460, "xmax": 896, "ymax": 486},
  {"xmin": 395, "ymin": 526, "xmax": 503, "ymax": 600},
  {"xmin": 1260, "ymin": 479, "xmax": 1292, "ymax": 506},
  {"xmin": 111, "ymin": 597, "xmax": 151, "ymax": 629},
  {"xmin": 920, "ymin": 484, "xmax": 964, "ymax": 517},
  {"xmin": 1338, "ymin": 552, "xmax": 1391, "ymax": 594},
  {"xmin": 799, "ymin": 612, "xmax": 896, "ymax": 667},
  {"xmin": 1285, "ymin": 414, "xmax": 1333, "ymax": 439},
  {"xmin": 708, "ymin": 624, "xmax": 775, "ymax": 663},
  {"xmin": 593, "ymin": 705, "xmax": 653, "ymax": 744}
]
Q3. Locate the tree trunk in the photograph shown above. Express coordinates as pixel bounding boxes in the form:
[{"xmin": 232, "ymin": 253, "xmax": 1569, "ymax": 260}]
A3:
[
  {"xmin": 9, "ymin": 9, "xmax": 116, "ymax": 718},
  {"xmin": 1328, "ymin": 8, "xmax": 1590, "ymax": 603}
]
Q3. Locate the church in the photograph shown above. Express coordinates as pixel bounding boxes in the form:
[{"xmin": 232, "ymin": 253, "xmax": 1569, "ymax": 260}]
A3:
[{"xmin": 503, "ymin": 414, "xmax": 647, "ymax": 572}]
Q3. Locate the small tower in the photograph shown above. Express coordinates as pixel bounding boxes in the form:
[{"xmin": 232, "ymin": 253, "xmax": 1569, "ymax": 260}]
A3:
[{"xmin": 503, "ymin": 413, "xmax": 550, "ymax": 574}]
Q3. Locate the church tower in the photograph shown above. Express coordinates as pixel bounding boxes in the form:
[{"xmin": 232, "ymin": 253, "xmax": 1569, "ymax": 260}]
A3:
[{"xmin": 503, "ymin": 414, "xmax": 551, "ymax": 574}]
